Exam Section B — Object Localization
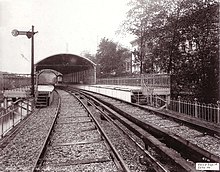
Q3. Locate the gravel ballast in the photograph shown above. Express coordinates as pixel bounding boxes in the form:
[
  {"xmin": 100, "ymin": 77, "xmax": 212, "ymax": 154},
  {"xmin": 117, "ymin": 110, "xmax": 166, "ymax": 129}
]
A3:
[{"xmin": 0, "ymin": 92, "xmax": 59, "ymax": 172}]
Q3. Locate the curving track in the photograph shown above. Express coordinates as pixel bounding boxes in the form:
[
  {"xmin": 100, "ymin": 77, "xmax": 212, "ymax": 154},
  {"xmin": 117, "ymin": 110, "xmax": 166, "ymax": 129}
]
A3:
[
  {"xmin": 65, "ymin": 86, "xmax": 220, "ymax": 171},
  {"xmin": 1, "ymin": 87, "xmax": 219, "ymax": 172},
  {"xmin": 33, "ymin": 90, "xmax": 129, "ymax": 172}
]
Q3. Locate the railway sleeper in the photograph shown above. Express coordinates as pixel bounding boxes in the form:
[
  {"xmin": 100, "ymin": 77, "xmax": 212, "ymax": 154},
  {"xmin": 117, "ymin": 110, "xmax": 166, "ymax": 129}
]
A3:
[
  {"xmin": 69, "ymin": 89, "xmax": 220, "ymax": 170},
  {"xmin": 99, "ymin": 98, "xmax": 220, "ymax": 164},
  {"xmin": 91, "ymin": 97, "xmax": 196, "ymax": 171},
  {"xmin": 42, "ymin": 157, "xmax": 111, "ymax": 167}
]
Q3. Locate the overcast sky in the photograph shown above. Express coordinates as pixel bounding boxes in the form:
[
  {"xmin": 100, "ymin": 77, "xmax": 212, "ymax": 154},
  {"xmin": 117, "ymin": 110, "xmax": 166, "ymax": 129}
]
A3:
[{"xmin": 0, "ymin": 0, "xmax": 134, "ymax": 74}]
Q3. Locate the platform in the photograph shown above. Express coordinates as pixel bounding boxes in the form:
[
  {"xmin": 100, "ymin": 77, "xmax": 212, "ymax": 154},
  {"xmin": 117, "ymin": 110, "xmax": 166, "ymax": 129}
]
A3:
[
  {"xmin": 37, "ymin": 85, "xmax": 54, "ymax": 92},
  {"xmin": 75, "ymin": 84, "xmax": 170, "ymax": 95},
  {"xmin": 3, "ymin": 86, "xmax": 31, "ymax": 98},
  {"xmin": 72, "ymin": 84, "xmax": 170, "ymax": 103},
  {"xmin": 73, "ymin": 84, "xmax": 134, "ymax": 102},
  {"xmin": 91, "ymin": 85, "xmax": 141, "ymax": 91}
]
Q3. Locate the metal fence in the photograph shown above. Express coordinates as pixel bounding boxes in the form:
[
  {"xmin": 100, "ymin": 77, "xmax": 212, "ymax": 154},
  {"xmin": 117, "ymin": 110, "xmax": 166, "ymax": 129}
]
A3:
[
  {"xmin": 97, "ymin": 77, "xmax": 142, "ymax": 86},
  {"xmin": 0, "ymin": 74, "xmax": 4, "ymax": 100},
  {"xmin": 138, "ymin": 95, "xmax": 167, "ymax": 108},
  {"xmin": 0, "ymin": 98, "xmax": 34, "ymax": 138},
  {"xmin": 97, "ymin": 74, "xmax": 170, "ymax": 88},
  {"xmin": 168, "ymin": 98, "xmax": 220, "ymax": 124},
  {"xmin": 141, "ymin": 95, "xmax": 219, "ymax": 124}
]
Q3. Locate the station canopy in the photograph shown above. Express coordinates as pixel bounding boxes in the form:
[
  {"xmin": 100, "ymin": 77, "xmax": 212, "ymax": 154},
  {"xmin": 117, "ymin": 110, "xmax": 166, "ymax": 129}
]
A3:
[{"xmin": 35, "ymin": 54, "xmax": 96, "ymax": 74}]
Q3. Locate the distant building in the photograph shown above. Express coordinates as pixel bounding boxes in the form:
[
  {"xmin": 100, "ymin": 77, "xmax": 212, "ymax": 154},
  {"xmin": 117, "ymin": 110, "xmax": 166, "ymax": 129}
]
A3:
[
  {"xmin": 179, "ymin": 38, "xmax": 198, "ymax": 54},
  {"xmin": 124, "ymin": 56, "xmax": 132, "ymax": 73},
  {"xmin": 130, "ymin": 37, "xmax": 163, "ymax": 74},
  {"xmin": 130, "ymin": 39, "xmax": 141, "ymax": 74}
]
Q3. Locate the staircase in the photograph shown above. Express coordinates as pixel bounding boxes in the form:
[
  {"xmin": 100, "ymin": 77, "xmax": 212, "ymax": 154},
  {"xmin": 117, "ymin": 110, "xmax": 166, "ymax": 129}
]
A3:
[
  {"xmin": 36, "ymin": 91, "xmax": 49, "ymax": 108},
  {"xmin": 132, "ymin": 89, "xmax": 167, "ymax": 107},
  {"xmin": 131, "ymin": 90, "xmax": 148, "ymax": 105}
]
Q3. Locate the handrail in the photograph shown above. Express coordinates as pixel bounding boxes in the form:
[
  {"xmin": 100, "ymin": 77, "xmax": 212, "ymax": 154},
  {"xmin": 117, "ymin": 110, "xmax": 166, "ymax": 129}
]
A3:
[
  {"xmin": 0, "ymin": 97, "xmax": 34, "ymax": 138},
  {"xmin": 97, "ymin": 74, "xmax": 170, "ymax": 88},
  {"xmin": 168, "ymin": 98, "xmax": 220, "ymax": 124}
]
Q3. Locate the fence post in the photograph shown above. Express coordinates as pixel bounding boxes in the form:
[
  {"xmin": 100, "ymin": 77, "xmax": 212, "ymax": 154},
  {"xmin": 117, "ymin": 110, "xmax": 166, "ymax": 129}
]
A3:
[
  {"xmin": 20, "ymin": 101, "xmax": 23, "ymax": 121},
  {"xmin": 26, "ymin": 99, "xmax": 31, "ymax": 116},
  {"xmin": 166, "ymin": 95, "xmax": 168, "ymax": 110},
  {"xmin": 194, "ymin": 98, "xmax": 198, "ymax": 118},
  {"xmin": 9, "ymin": 104, "xmax": 15, "ymax": 128},
  {"xmin": 178, "ymin": 96, "xmax": 181, "ymax": 113},
  {"xmin": 12, "ymin": 105, "xmax": 15, "ymax": 127},
  {"xmin": 31, "ymin": 99, "xmax": 34, "ymax": 112},
  {"xmin": 150, "ymin": 95, "xmax": 153, "ymax": 106},
  {"xmin": 32, "ymin": 98, "xmax": 34, "ymax": 112},
  {"xmin": 217, "ymin": 101, "xmax": 220, "ymax": 124},
  {"xmin": 4, "ymin": 98, "xmax": 8, "ymax": 109},
  {"xmin": 0, "ymin": 117, "xmax": 3, "ymax": 138}
]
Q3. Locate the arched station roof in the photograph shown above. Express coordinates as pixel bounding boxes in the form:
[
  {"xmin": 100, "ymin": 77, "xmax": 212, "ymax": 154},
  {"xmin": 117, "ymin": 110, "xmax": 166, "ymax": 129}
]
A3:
[
  {"xmin": 35, "ymin": 53, "xmax": 96, "ymax": 74},
  {"xmin": 37, "ymin": 69, "xmax": 63, "ymax": 76}
]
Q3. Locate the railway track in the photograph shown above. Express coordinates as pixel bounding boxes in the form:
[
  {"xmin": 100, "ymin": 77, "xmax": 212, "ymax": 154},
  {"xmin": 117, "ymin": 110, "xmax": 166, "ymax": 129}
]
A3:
[
  {"xmin": 2, "ymin": 87, "xmax": 218, "ymax": 171},
  {"xmin": 63, "ymin": 86, "xmax": 220, "ymax": 171},
  {"xmin": 73, "ymin": 91, "xmax": 162, "ymax": 171},
  {"xmin": 0, "ymin": 91, "xmax": 60, "ymax": 171},
  {"xmin": 32, "ymin": 90, "xmax": 130, "ymax": 172}
]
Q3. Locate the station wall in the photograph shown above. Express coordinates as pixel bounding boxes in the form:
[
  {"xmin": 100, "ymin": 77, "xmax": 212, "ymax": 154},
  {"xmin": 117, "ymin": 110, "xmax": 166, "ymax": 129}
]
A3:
[{"xmin": 63, "ymin": 68, "xmax": 96, "ymax": 84}]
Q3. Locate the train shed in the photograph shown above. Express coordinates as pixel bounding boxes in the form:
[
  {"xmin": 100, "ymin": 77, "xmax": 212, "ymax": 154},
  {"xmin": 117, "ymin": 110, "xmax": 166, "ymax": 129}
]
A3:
[
  {"xmin": 35, "ymin": 53, "xmax": 96, "ymax": 85},
  {"xmin": 34, "ymin": 53, "xmax": 96, "ymax": 107}
]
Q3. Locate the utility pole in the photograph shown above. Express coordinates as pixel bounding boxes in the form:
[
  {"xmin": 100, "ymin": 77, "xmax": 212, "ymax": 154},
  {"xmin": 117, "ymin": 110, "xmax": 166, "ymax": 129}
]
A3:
[
  {"xmin": 12, "ymin": 25, "xmax": 38, "ymax": 97},
  {"xmin": 31, "ymin": 25, "xmax": 35, "ymax": 97}
]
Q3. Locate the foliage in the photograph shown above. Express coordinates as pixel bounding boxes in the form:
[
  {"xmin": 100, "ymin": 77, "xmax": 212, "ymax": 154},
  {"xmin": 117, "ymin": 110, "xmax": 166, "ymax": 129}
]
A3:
[
  {"xmin": 123, "ymin": 0, "xmax": 219, "ymax": 103},
  {"xmin": 96, "ymin": 38, "xmax": 131, "ymax": 78},
  {"xmin": 81, "ymin": 51, "xmax": 97, "ymax": 64}
]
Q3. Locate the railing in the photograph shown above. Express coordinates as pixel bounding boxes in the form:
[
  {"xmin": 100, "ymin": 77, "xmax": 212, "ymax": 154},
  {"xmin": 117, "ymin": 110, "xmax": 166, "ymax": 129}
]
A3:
[
  {"xmin": 97, "ymin": 77, "xmax": 142, "ymax": 86},
  {"xmin": 0, "ymin": 98, "xmax": 34, "ymax": 138},
  {"xmin": 168, "ymin": 97, "xmax": 220, "ymax": 124},
  {"xmin": 97, "ymin": 75, "xmax": 219, "ymax": 124},
  {"xmin": 142, "ymin": 95, "xmax": 220, "ymax": 124},
  {"xmin": 142, "ymin": 95, "xmax": 167, "ymax": 108},
  {"xmin": 142, "ymin": 94, "xmax": 220, "ymax": 124},
  {"xmin": 97, "ymin": 74, "xmax": 170, "ymax": 88},
  {"xmin": 0, "ymin": 74, "xmax": 4, "ymax": 101},
  {"xmin": 142, "ymin": 74, "xmax": 170, "ymax": 88}
]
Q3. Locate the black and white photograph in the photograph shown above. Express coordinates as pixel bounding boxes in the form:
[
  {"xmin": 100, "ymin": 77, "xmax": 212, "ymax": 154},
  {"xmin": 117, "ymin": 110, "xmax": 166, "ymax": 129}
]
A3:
[{"xmin": 0, "ymin": 0, "xmax": 219, "ymax": 171}]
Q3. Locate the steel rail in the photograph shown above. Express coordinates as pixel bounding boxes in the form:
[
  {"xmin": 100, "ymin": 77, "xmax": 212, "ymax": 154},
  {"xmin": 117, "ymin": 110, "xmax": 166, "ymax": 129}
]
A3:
[
  {"xmin": 31, "ymin": 90, "xmax": 61, "ymax": 172},
  {"xmin": 87, "ymin": 98, "xmax": 169, "ymax": 172},
  {"xmin": 99, "ymin": 98, "xmax": 220, "ymax": 164},
  {"xmin": 76, "ymin": 87, "xmax": 220, "ymax": 136},
  {"xmin": 68, "ymin": 88, "xmax": 199, "ymax": 171},
  {"xmin": 68, "ymin": 90, "xmax": 131, "ymax": 172},
  {"xmin": 75, "ymin": 88, "xmax": 220, "ymax": 161}
]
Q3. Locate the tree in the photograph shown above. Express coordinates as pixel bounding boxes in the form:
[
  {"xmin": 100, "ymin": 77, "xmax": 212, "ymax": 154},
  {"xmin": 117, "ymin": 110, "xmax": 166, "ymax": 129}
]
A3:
[
  {"xmin": 96, "ymin": 38, "xmax": 130, "ymax": 78},
  {"xmin": 116, "ymin": 46, "xmax": 132, "ymax": 76},
  {"xmin": 122, "ymin": 0, "xmax": 219, "ymax": 103},
  {"xmin": 123, "ymin": 0, "xmax": 181, "ymax": 73},
  {"xmin": 80, "ymin": 51, "xmax": 97, "ymax": 63}
]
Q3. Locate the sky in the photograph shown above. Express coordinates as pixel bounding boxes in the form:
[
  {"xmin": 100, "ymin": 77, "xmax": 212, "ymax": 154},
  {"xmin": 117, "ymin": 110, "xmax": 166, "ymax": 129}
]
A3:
[{"xmin": 0, "ymin": 0, "xmax": 134, "ymax": 74}]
